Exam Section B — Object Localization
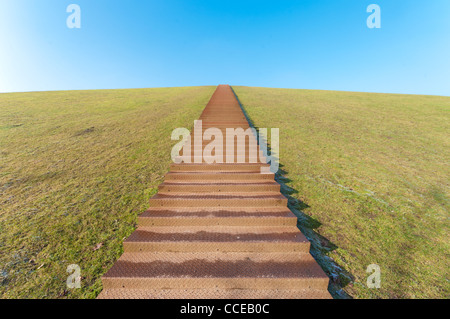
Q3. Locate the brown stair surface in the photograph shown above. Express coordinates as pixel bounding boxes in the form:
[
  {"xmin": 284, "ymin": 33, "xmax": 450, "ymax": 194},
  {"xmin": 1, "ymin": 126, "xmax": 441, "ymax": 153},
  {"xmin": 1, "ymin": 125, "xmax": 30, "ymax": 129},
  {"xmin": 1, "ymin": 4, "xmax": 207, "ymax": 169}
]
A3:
[{"xmin": 98, "ymin": 84, "xmax": 331, "ymax": 299}]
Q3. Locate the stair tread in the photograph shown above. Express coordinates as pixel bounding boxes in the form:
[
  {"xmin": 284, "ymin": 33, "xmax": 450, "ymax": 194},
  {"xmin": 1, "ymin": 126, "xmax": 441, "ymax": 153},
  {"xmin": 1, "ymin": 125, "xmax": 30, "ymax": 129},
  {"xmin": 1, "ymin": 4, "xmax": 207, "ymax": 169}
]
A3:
[
  {"xmin": 151, "ymin": 194, "xmax": 287, "ymax": 200},
  {"xmin": 161, "ymin": 182, "xmax": 279, "ymax": 185},
  {"xmin": 167, "ymin": 171, "xmax": 272, "ymax": 175},
  {"xmin": 139, "ymin": 209, "xmax": 296, "ymax": 218},
  {"xmin": 157, "ymin": 192, "xmax": 281, "ymax": 196},
  {"xmin": 162, "ymin": 180, "xmax": 276, "ymax": 184},
  {"xmin": 125, "ymin": 226, "xmax": 307, "ymax": 244},
  {"xmin": 165, "ymin": 173, "xmax": 273, "ymax": 179},
  {"xmin": 98, "ymin": 288, "xmax": 331, "ymax": 299},
  {"xmin": 144, "ymin": 207, "xmax": 292, "ymax": 212},
  {"xmin": 172, "ymin": 163, "xmax": 269, "ymax": 167},
  {"xmin": 102, "ymin": 252, "xmax": 327, "ymax": 279}
]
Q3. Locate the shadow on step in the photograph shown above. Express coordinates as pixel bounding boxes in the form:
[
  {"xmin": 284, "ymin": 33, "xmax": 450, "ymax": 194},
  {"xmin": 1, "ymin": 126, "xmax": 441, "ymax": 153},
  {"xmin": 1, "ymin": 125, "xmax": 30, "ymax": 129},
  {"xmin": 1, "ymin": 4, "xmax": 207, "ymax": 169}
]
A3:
[{"xmin": 231, "ymin": 87, "xmax": 354, "ymax": 299}]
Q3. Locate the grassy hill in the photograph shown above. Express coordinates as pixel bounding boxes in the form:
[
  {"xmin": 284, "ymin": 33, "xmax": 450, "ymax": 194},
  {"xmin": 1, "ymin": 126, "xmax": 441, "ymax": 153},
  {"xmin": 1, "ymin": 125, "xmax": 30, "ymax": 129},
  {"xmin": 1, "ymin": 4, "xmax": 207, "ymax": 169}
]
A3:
[
  {"xmin": 0, "ymin": 86, "xmax": 215, "ymax": 298},
  {"xmin": 1, "ymin": 85, "xmax": 448, "ymax": 299},
  {"xmin": 233, "ymin": 86, "xmax": 449, "ymax": 299}
]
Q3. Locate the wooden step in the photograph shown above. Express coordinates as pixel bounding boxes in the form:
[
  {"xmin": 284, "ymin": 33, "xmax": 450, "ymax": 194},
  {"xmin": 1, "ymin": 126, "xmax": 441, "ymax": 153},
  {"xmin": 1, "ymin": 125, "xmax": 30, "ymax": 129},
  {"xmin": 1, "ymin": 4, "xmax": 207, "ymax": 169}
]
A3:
[
  {"xmin": 173, "ymin": 157, "xmax": 267, "ymax": 164},
  {"xmin": 148, "ymin": 194, "xmax": 288, "ymax": 208},
  {"xmin": 138, "ymin": 207, "xmax": 297, "ymax": 226},
  {"xmin": 158, "ymin": 182, "xmax": 280, "ymax": 193},
  {"xmin": 164, "ymin": 172, "xmax": 274, "ymax": 181},
  {"xmin": 101, "ymin": 252, "xmax": 329, "ymax": 290},
  {"xmin": 170, "ymin": 163, "xmax": 270, "ymax": 172},
  {"xmin": 98, "ymin": 288, "xmax": 331, "ymax": 299},
  {"xmin": 123, "ymin": 226, "xmax": 308, "ymax": 252}
]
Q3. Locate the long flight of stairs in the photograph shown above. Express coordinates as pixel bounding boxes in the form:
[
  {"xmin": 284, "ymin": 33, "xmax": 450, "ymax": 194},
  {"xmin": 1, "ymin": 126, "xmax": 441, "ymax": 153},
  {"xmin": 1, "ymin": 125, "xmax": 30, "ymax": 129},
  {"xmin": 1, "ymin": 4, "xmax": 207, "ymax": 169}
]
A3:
[{"xmin": 98, "ymin": 85, "xmax": 331, "ymax": 299}]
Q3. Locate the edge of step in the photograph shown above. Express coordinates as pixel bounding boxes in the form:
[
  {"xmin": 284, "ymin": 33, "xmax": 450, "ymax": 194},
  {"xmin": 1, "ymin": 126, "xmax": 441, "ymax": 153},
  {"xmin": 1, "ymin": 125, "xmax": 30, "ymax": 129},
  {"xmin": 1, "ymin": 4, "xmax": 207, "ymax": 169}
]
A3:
[
  {"xmin": 101, "ymin": 251, "xmax": 329, "ymax": 290},
  {"xmin": 123, "ymin": 226, "xmax": 309, "ymax": 253},
  {"xmin": 138, "ymin": 208, "xmax": 297, "ymax": 226},
  {"xmin": 97, "ymin": 288, "xmax": 332, "ymax": 299}
]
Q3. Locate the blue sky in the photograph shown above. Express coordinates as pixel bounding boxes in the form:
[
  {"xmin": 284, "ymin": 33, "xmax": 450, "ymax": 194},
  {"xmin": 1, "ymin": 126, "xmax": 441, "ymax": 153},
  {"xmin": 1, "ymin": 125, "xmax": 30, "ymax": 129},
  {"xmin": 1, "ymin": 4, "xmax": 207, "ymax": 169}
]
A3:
[{"xmin": 0, "ymin": 0, "xmax": 449, "ymax": 95}]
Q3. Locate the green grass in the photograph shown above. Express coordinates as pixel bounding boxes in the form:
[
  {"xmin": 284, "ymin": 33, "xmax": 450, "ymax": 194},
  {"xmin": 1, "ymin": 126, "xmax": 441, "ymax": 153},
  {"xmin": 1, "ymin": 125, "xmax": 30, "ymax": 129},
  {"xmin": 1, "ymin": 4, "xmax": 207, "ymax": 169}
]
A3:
[
  {"xmin": 233, "ymin": 86, "xmax": 450, "ymax": 299},
  {"xmin": 0, "ymin": 86, "xmax": 215, "ymax": 298},
  {"xmin": 1, "ymin": 85, "xmax": 448, "ymax": 299}
]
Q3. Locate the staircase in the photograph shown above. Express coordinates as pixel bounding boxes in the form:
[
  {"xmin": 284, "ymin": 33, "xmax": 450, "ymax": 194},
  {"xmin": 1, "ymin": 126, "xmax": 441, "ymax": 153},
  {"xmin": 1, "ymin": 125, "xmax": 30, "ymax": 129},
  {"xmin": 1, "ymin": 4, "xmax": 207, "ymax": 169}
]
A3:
[{"xmin": 98, "ymin": 85, "xmax": 331, "ymax": 299}]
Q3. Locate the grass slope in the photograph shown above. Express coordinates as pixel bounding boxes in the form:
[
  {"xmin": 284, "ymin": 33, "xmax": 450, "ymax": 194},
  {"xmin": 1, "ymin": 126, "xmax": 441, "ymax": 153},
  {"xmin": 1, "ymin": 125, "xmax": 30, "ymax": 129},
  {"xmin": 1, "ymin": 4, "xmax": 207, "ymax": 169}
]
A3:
[
  {"xmin": 233, "ymin": 86, "xmax": 449, "ymax": 299},
  {"xmin": 0, "ymin": 86, "xmax": 215, "ymax": 298}
]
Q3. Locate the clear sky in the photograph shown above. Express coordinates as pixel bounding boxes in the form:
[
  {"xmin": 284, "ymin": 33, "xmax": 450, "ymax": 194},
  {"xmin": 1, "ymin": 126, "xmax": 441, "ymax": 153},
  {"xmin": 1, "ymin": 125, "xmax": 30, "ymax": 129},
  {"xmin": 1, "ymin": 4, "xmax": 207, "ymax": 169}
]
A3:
[{"xmin": 0, "ymin": 0, "xmax": 449, "ymax": 95}]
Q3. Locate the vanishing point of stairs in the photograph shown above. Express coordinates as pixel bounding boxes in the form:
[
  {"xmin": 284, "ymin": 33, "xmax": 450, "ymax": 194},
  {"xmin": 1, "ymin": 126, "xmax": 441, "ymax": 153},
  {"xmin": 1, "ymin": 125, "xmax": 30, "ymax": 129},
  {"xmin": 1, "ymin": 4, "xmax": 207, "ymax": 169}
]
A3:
[{"xmin": 98, "ymin": 85, "xmax": 331, "ymax": 299}]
